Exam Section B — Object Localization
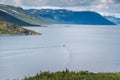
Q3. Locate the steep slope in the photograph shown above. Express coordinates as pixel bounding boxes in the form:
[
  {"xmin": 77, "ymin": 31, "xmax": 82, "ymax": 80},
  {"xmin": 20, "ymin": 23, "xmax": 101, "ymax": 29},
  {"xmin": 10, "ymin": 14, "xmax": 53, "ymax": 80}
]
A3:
[
  {"xmin": 25, "ymin": 9, "xmax": 115, "ymax": 25},
  {"xmin": 0, "ymin": 18, "xmax": 41, "ymax": 35},
  {"xmin": 0, "ymin": 10, "xmax": 36, "ymax": 26},
  {"xmin": 105, "ymin": 16, "xmax": 120, "ymax": 25},
  {"xmin": 0, "ymin": 4, "xmax": 46, "ymax": 26}
]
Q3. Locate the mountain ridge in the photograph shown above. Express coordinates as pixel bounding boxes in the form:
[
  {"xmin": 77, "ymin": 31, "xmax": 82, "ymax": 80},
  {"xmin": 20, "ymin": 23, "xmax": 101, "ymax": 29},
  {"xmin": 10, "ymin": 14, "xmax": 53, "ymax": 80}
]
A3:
[
  {"xmin": 0, "ymin": 10, "xmax": 37, "ymax": 26},
  {"xmin": 25, "ymin": 9, "xmax": 115, "ymax": 25},
  {"xmin": 105, "ymin": 16, "xmax": 120, "ymax": 25},
  {"xmin": 0, "ymin": 4, "xmax": 46, "ymax": 26}
]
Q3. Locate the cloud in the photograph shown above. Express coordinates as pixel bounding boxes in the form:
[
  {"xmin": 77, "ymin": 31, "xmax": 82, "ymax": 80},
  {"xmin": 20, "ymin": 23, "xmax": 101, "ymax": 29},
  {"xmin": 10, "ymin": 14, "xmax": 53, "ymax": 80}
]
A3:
[
  {"xmin": 0, "ymin": 0, "xmax": 96, "ymax": 7},
  {"xmin": 0, "ymin": 0, "xmax": 120, "ymax": 17},
  {"xmin": 13, "ymin": 0, "xmax": 22, "ymax": 5},
  {"xmin": 17, "ymin": 0, "xmax": 95, "ymax": 7},
  {"xmin": 0, "ymin": 0, "xmax": 22, "ymax": 6}
]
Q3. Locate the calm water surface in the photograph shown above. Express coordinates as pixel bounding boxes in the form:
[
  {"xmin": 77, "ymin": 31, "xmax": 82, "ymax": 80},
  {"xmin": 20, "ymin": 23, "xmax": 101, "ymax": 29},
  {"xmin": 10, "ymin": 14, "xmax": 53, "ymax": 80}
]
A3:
[{"xmin": 0, "ymin": 24, "xmax": 120, "ymax": 80}]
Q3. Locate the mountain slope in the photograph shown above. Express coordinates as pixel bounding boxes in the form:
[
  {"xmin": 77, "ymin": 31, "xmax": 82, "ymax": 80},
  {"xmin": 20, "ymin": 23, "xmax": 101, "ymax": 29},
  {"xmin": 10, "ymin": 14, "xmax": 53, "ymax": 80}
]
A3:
[
  {"xmin": 0, "ymin": 18, "xmax": 41, "ymax": 35},
  {"xmin": 25, "ymin": 9, "xmax": 115, "ymax": 25},
  {"xmin": 0, "ymin": 10, "xmax": 36, "ymax": 26},
  {"xmin": 105, "ymin": 16, "xmax": 120, "ymax": 25},
  {"xmin": 0, "ymin": 4, "xmax": 46, "ymax": 26}
]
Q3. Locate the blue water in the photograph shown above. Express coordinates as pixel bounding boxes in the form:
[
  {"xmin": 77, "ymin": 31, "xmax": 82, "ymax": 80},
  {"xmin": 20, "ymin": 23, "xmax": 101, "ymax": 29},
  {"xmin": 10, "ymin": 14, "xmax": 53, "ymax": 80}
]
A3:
[{"xmin": 0, "ymin": 24, "xmax": 120, "ymax": 80}]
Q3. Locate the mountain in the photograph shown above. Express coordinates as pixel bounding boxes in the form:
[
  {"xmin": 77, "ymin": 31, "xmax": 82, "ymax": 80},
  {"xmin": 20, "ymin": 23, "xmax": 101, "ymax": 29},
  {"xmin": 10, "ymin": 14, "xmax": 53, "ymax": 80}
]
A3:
[
  {"xmin": 0, "ymin": 18, "xmax": 41, "ymax": 35},
  {"xmin": 25, "ymin": 9, "xmax": 115, "ymax": 25},
  {"xmin": 0, "ymin": 4, "xmax": 46, "ymax": 26},
  {"xmin": 105, "ymin": 16, "xmax": 120, "ymax": 25},
  {"xmin": 0, "ymin": 10, "xmax": 36, "ymax": 26}
]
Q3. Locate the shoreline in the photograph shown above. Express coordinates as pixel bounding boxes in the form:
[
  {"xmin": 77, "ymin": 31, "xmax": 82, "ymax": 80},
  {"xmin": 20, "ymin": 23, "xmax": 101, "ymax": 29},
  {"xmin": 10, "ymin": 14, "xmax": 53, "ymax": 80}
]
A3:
[{"xmin": 23, "ymin": 70, "xmax": 120, "ymax": 80}]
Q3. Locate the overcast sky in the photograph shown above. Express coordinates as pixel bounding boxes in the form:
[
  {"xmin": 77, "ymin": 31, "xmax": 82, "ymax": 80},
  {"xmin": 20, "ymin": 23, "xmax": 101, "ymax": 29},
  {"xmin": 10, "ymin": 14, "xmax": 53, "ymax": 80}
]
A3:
[{"xmin": 0, "ymin": 0, "xmax": 120, "ymax": 17}]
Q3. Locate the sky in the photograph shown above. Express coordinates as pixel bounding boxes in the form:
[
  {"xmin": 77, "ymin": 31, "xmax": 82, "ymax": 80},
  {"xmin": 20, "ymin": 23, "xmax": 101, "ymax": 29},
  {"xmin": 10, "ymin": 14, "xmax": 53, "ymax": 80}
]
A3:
[{"xmin": 0, "ymin": 0, "xmax": 120, "ymax": 17}]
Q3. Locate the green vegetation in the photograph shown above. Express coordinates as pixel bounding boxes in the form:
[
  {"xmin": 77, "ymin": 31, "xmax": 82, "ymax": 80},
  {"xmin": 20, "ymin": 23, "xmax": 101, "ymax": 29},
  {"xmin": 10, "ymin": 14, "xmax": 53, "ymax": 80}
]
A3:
[
  {"xmin": 24, "ymin": 69, "xmax": 120, "ymax": 80},
  {"xmin": 0, "ymin": 18, "xmax": 8, "ymax": 24},
  {"xmin": 0, "ymin": 18, "xmax": 41, "ymax": 35}
]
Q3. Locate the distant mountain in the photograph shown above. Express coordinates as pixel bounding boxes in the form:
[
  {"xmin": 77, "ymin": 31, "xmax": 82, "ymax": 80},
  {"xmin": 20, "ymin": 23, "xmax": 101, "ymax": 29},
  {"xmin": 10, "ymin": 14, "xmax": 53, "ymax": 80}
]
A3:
[
  {"xmin": 0, "ymin": 18, "xmax": 41, "ymax": 35},
  {"xmin": 105, "ymin": 16, "xmax": 120, "ymax": 25},
  {"xmin": 25, "ymin": 9, "xmax": 115, "ymax": 25},
  {"xmin": 0, "ymin": 4, "xmax": 46, "ymax": 26}
]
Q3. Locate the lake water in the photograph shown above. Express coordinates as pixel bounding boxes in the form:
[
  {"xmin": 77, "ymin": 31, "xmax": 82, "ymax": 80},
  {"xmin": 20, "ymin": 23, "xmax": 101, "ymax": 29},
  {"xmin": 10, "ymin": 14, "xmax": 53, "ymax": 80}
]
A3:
[{"xmin": 0, "ymin": 24, "xmax": 120, "ymax": 80}]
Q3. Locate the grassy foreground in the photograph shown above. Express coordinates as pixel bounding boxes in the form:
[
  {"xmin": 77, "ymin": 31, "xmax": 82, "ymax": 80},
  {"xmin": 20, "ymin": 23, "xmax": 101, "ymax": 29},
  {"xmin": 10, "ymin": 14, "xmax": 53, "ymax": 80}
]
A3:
[
  {"xmin": 0, "ymin": 18, "xmax": 41, "ymax": 35},
  {"xmin": 24, "ymin": 69, "xmax": 120, "ymax": 80}
]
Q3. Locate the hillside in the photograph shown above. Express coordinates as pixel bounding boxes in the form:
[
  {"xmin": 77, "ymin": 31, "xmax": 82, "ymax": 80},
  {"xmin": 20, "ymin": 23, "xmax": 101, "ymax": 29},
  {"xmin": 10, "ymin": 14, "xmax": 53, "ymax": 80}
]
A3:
[
  {"xmin": 0, "ymin": 18, "xmax": 41, "ymax": 35},
  {"xmin": 25, "ymin": 9, "xmax": 115, "ymax": 25},
  {"xmin": 0, "ymin": 4, "xmax": 46, "ymax": 26},
  {"xmin": 0, "ymin": 10, "xmax": 36, "ymax": 26},
  {"xmin": 105, "ymin": 16, "xmax": 120, "ymax": 25}
]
